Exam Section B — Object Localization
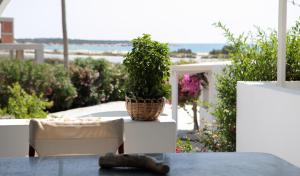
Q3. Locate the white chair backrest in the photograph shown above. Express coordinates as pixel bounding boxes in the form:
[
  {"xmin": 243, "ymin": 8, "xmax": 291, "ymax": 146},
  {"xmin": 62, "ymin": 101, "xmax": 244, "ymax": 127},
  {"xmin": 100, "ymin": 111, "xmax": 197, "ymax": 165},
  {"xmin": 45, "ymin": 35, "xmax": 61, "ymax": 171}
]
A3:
[{"xmin": 29, "ymin": 118, "xmax": 124, "ymax": 156}]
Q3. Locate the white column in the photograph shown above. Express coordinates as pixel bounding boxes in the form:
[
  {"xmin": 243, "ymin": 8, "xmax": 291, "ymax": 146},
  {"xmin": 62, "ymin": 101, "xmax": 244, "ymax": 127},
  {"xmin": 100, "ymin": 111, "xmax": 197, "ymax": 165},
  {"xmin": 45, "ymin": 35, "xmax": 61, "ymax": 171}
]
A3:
[
  {"xmin": 9, "ymin": 50, "xmax": 14, "ymax": 59},
  {"xmin": 15, "ymin": 50, "xmax": 24, "ymax": 60},
  {"xmin": 277, "ymin": 0, "xmax": 287, "ymax": 86},
  {"xmin": 199, "ymin": 72, "xmax": 210, "ymax": 129},
  {"xmin": 171, "ymin": 69, "xmax": 178, "ymax": 131}
]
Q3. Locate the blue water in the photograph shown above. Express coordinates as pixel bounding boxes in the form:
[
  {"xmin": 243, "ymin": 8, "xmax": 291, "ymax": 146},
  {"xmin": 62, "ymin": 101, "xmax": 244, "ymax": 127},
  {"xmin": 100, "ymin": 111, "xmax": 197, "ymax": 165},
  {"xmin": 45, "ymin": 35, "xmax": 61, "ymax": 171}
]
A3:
[{"xmin": 45, "ymin": 43, "xmax": 225, "ymax": 53}]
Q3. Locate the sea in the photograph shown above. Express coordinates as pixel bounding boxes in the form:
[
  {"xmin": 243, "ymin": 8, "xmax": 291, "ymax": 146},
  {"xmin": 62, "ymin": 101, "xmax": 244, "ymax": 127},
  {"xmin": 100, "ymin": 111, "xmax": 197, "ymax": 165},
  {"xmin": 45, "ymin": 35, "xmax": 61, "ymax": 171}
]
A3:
[
  {"xmin": 43, "ymin": 43, "xmax": 225, "ymax": 63},
  {"xmin": 45, "ymin": 43, "xmax": 225, "ymax": 53}
]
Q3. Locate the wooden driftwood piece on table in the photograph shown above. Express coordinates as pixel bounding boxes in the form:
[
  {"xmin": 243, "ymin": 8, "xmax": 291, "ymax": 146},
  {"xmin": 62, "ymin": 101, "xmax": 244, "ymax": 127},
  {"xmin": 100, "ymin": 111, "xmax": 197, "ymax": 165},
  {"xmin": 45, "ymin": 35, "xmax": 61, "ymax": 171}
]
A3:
[{"xmin": 99, "ymin": 153, "xmax": 170, "ymax": 175}]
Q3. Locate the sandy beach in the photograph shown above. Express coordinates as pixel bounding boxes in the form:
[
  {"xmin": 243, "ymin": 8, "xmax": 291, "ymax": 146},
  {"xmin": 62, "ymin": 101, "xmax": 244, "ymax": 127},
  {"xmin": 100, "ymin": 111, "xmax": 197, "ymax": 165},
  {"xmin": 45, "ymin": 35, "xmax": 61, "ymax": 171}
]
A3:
[{"xmin": 0, "ymin": 50, "xmax": 216, "ymax": 63}]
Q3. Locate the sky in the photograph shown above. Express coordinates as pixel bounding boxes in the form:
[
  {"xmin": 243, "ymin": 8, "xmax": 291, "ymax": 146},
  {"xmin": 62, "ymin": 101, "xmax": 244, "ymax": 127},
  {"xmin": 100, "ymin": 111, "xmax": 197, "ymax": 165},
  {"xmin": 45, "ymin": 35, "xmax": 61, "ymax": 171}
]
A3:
[{"xmin": 2, "ymin": 0, "xmax": 300, "ymax": 43}]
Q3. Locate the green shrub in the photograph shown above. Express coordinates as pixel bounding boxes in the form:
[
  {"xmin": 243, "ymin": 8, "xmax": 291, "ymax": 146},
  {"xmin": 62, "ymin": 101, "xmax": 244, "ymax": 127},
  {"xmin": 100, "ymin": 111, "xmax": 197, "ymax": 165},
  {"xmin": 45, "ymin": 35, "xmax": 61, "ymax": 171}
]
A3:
[
  {"xmin": 2, "ymin": 83, "xmax": 53, "ymax": 119},
  {"xmin": 0, "ymin": 59, "xmax": 77, "ymax": 112},
  {"xmin": 172, "ymin": 59, "xmax": 197, "ymax": 65},
  {"xmin": 44, "ymin": 58, "xmax": 64, "ymax": 65},
  {"xmin": 0, "ymin": 58, "xmax": 128, "ymax": 113},
  {"xmin": 201, "ymin": 18, "xmax": 300, "ymax": 152},
  {"xmin": 123, "ymin": 34, "xmax": 171, "ymax": 99},
  {"xmin": 108, "ymin": 63, "xmax": 127, "ymax": 101},
  {"xmin": 0, "ymin": 108, "xmax": 6, "ymax": 117},
  {"xmin": 170, "ymin": 48, "xmax": 197, "ymax": 58}
]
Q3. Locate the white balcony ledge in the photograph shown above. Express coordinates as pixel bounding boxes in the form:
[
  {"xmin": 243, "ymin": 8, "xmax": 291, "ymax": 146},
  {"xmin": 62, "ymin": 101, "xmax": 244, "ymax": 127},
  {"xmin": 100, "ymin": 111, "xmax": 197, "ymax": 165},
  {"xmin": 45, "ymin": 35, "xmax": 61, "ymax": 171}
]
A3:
[{"xmin": 237, "ymin": 81, "xmax": 300, "ymax": 167}]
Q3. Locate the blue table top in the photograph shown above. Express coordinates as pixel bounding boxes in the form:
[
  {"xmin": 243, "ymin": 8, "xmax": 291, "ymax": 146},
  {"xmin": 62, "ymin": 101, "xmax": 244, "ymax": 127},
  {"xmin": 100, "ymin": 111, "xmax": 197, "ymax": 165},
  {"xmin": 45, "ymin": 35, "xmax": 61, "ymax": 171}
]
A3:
[{"xmin": 0, "ymin": 153, "xmax": 299, "ymax": 176}]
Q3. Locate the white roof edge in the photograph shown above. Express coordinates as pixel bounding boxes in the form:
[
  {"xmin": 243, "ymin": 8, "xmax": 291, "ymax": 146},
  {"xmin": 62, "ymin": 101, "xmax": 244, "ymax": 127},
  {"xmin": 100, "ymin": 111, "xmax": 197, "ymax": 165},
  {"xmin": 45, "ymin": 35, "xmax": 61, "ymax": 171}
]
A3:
[
  {"xmin": 0, "ymin": 0, "xmax": 11, "ymax": 16},
  {"xmin": 170, "ymin": 60, "xmax": 231, "ymax": 72}
]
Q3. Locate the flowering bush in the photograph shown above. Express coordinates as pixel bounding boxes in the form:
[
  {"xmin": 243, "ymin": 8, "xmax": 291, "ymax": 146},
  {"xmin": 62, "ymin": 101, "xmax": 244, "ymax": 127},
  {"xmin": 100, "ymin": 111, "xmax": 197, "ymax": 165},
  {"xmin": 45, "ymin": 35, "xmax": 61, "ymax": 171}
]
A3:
[
  {"xmin": 176, "ymin": 138, "xmax": 193, "ymax": 153},
  {"xmin": 178, "ymin": 73, "xmax": 208, "ymax": 131},
  {"xmin": 69, "ymin": 64, "xmax": 99, "ymax": 107},
  {"xmin": 198, "ymin": 121, "xmax": 228, "ymax": 152},
  {"xmin": 70, "ymin": 57, "xmax": 127, "ymax": 108},
  {"xmin": 179, "ymin": 73, "xmax": 207, "ymax": 103}
]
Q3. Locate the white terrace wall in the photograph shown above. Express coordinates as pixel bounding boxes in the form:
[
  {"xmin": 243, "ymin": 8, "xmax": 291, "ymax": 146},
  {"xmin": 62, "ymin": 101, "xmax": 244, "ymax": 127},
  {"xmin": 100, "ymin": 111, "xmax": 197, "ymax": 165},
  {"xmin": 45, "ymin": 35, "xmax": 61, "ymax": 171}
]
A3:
[
  {"xmin": 237, "ymin": 81, "xmax": 300, "ymax": 167},
  {"xmin": 0, "ymin": 120, "xmax": 29, "ymax": 156},
  {"xmin": 0, "ymin": 118, "xmax": 176, "ymax": 156}
]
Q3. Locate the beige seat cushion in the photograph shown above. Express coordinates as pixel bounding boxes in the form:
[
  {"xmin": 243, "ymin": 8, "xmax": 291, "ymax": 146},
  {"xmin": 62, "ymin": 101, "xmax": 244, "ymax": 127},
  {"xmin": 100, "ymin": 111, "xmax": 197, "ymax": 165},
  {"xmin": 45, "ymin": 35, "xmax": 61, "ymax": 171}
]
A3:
[{"xmin": 29, "ymin": 118, "xmax": 124, "ymax": 156}]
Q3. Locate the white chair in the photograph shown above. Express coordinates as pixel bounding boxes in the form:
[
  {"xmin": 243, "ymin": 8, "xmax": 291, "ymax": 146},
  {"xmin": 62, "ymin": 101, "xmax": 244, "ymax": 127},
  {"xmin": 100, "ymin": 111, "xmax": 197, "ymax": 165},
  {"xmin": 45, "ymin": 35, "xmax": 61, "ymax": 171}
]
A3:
[{"xmin": 28, "ymin": 118, "xmax": 124, "ymax": 157}]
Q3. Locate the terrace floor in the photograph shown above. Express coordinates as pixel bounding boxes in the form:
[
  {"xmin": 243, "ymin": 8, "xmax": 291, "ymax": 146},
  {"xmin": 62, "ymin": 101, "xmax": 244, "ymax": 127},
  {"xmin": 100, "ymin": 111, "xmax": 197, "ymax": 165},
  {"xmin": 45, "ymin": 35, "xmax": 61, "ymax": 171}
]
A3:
[{"xmin": 50, "ymin": 101, "xmax": 195, "ymax": 131}]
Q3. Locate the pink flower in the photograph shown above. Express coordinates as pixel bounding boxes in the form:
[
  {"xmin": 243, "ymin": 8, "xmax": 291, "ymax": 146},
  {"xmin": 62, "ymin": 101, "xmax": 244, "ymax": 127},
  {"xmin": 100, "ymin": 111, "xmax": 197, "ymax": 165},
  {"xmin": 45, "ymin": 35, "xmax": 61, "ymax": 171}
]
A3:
[
  {"xmin": 176, "ymin": 147, "xmax": 182, "ymax": 153},
  {"xmin": 45, "ymin": 88, "xmax": 53, "ymax": 96},
  {"xmin": 179, "ymin": 73, "xmax": 202, "ymax": 99}
]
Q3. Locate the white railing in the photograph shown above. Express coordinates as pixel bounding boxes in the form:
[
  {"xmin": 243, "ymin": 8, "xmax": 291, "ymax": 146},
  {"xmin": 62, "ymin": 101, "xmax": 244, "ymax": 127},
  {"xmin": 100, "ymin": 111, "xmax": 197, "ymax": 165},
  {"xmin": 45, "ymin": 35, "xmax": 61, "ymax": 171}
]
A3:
[{"xmin": 0, "ymin": 43, "xmax": 44, "ymax": 63}]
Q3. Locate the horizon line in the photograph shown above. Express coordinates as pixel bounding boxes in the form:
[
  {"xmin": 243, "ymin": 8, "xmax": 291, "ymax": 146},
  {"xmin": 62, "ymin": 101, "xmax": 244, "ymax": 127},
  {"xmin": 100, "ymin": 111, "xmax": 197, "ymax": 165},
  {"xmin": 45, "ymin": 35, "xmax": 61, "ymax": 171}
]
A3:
[{"xmin": 16, "ymin": 38, "xmax": 226, "ymax": 45}]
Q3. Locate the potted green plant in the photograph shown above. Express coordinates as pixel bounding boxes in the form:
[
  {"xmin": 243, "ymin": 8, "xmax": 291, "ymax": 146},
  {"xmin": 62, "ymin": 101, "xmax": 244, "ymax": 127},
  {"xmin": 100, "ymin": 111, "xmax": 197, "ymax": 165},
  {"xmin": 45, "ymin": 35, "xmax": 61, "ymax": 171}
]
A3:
[{"xmin": 123, "ymin": 34, "xmax": 171, "ymax": 121}]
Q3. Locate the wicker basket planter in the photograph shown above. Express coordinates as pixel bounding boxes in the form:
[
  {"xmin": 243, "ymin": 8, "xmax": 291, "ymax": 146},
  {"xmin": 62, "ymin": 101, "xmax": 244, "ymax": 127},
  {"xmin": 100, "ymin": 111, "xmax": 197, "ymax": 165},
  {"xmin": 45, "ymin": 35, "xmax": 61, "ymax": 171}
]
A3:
[{"xmin": 125, "ymin": 97, "xmax": 165, "ymax": 121}]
